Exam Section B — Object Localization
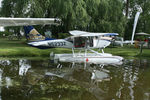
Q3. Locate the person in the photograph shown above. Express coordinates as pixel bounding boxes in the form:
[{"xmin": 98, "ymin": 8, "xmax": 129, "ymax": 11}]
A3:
[
  {"xmin": 144, "ymin": 38, "xmax": 148, "ymax": 42},
  {"xmin": 144, "ymin": 38, "xmax": 148, "ymax": 47},
  {"xmin": 134, "ymin": 40, "xmax": 139, "ymax": 48}
]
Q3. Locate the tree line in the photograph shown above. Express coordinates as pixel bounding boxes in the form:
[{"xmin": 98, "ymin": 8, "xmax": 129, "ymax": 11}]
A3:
[{"xmin": 0, "ymin": 0, "xmax": 150, "ymax": 39}]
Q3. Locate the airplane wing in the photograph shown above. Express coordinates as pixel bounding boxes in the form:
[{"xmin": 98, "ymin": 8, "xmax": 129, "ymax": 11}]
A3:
[
  {"xmin": 69, "ymin": 30, "xmax": 88, "ymax": 36},
  {"xmin": 0, "ymin": 18, "xmax": 60, "ymax": 26},
  {"xmin": 69, "ymin": 30, "xmax": 118, "ymax": 37}
]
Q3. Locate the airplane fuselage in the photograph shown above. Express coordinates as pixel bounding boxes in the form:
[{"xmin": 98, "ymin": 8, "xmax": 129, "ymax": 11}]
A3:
[
  {"xmin": 28, "ymin": 36, "xmax": 112, "ymax": 49},
  {"xmin": 28, "ymin": 39, "xmax": 74, "ymax": 49}
]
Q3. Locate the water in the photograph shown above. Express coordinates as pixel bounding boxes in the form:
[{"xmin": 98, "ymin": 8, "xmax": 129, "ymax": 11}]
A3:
[{"xmin": 0, "ymin": 58, "xmax": 150, "ymax": 100}]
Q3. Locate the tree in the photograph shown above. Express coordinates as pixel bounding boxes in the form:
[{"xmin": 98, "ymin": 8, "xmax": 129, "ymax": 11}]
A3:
[
  {"xmin": 125, "ymin": 0, "xmax": 129, "ymax": 17},
  {"xmin": 85, "ymin": 0, "xmax": 100, "ymax": 31},
  {"xmin": 3, "ymin": 0, "xmax": 150, "ymax": 39},
  {"xmin": 0, "ymin": 0, "xmax": 30, "ymax": 37},
  {"xmin": 93, "ymin": 0, "xmax": 126, "ymax": 36}
]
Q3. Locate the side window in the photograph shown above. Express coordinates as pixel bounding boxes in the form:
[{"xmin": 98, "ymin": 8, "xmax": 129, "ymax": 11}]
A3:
[{"xmin": 66, "ymin": 37, "xmax": 73, "ymax": 43}]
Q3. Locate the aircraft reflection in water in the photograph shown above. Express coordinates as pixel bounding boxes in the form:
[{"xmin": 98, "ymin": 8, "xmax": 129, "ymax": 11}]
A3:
[
  {"xmin": 0, "ymin": 58, "xmax": 150, "ymax": 100},
  {"xmin": 48, "ymin": 59, "xmax": 114, "ymax": 100},
  {"xmin": 19, "ymin": 59, "xmax": 31, "ymax": 76},
  {"xmin": 0, "ymin": 59, "xmax": 111, "ymax": 100}
]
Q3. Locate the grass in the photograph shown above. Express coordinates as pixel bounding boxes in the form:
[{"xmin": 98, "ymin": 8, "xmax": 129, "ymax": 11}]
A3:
[
  {"xmin": 0, "ymin": 38, "xmax": 150, "ymax": 57},
  {"xmin": 0, "ymin": 38, "xmax": 72, "ymax": 57},
  {"xmin": 105, "ymin": 45, "xmax": 150, "ymax": 58}
]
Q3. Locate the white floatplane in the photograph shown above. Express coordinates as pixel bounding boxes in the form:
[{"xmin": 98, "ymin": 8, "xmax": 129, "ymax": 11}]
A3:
[{"xmin": 53, "ymin": 30, "xmax": 123, "ymax": 65}]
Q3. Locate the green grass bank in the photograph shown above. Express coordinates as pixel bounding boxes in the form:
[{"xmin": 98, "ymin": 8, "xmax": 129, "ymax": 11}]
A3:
[
  {"xmin": 0, "ymin": 38, "xmax": 150, "ymax": 57},
  {"xmin": 0, "ymin": 38, "xmax": 72, "ymax": 57}
]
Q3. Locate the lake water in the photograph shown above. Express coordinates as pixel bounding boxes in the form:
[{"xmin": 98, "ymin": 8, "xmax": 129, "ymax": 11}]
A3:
[{"xmin": 0, "ymin": 57, "xmax": 150, "ymax": 100}]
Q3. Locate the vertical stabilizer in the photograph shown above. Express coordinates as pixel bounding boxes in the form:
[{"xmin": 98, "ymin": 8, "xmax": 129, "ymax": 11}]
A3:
[{"xmin": 24, "ymin": 26, "xmax": 45, "ymax": 41}]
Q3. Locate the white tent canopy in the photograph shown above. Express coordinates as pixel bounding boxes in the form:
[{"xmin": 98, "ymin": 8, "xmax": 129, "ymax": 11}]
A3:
[{"xmin": 136, "ymin": 32, "xmax": 150, "ymax": 36}]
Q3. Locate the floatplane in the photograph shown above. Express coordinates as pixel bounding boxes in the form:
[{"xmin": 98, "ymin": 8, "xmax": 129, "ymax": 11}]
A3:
[
  {"xmin": 53, "ymin": 31, "xmax": 123, "ymax": 65},
  {"xmin": 0, "ymin": 17, "xmax": 123, "ymax": 65},
  {"xmin": 24, "ymin": 26, "xmax": 123, "ymax": 65}
]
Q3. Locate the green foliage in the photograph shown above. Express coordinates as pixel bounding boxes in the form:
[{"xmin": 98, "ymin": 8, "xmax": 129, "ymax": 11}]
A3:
[
  {"xmin": 1, "ymin": 0, "xmax": 29, "ymax": 17},
  {"xmin": 1, "ymin": 0, "xmax": 150, "ymax": 39},
  {"xmin": 58, "ymin": 33, "xmax": 70, "ymax": 39},
  {"xmin": 0, "ymin": 31, "xmax": 13, "ymax": 36},
  {"xmin": 95, "ymin": 0, "xmax": 126, "ymax": 35}
]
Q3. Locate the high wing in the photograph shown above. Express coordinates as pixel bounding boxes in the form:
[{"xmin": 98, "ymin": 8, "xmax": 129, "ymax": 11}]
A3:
[
  {"xmin": 69, "ymin": 30, "xmax": 118, "ymax": 37},
  {"xmin": 0, "ymin": 18, "xmax": 60, "ymax": 26}
]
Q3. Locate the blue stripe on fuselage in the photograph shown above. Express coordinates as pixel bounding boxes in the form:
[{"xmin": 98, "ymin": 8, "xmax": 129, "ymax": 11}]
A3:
[
  {"xmin": 28, "ymin": 39, "xmax": 66, "ymax": 49},
  {"xmin": 28, "ymin": 43, "xmax": 55, "ymax": 49},
  {"xmin": 28, "ymin": 39, "xmax": 71, "ymax": 49}
]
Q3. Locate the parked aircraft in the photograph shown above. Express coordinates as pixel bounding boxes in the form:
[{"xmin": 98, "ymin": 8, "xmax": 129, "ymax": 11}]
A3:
[
  {"xmin": 24, "ymin": 26, "xmax": 118, "ymax": 49},
  {"xmin": 23, "ymin": 25, "xmax": 123, "ymax": 64},
  {"xmin": 0, "ymin": 17, "xmax": 123, "ymax": 64},
  {"xmin": 0, "ymin": 17, "xmax": 118, "ymax": 50}
]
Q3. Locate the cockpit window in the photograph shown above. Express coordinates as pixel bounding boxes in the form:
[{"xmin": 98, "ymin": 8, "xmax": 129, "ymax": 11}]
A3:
[{"xmin": 65, "ymin": 37, "xmax": 73, "ymax": 43}]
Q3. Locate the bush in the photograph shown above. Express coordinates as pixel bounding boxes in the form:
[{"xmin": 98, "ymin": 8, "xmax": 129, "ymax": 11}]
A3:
[
  {"xmin": 0, "ymin": 31, "xmax": 13, "ymax": 37},
  {"xmin": 58, "ymin": 33, "xmax": 70, "ymax": 39}
]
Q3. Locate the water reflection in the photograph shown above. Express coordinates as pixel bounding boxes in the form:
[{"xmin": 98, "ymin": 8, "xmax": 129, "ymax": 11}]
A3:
[
  {"xmin": 0, "ymin": 68, "xmax": 2, "ymax": 100},
  {"xmin": 0, "ymin": 58, "xmax": 149, "ymax": 100},
  {"xmin": 19, "ymin": 59, "xmax": 31, "ymax": 76},
  {"xmin": 0, "ymin": 60, "xmax": 11, "ymax": 66}
]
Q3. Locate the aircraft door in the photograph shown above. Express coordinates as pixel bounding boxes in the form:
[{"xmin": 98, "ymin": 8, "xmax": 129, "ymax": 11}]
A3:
[{"xmin": 74, "ymin": 37, "xmax": 86, "ymax": 48}]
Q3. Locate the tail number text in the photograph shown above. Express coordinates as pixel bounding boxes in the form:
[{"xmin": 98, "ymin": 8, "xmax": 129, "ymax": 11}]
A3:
[{"xmin": 48, "ymin": 42, "xmax": 66, "ymax": 47}]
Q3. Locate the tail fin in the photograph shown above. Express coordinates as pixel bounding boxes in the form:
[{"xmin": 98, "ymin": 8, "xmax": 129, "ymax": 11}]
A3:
[{"xmin": 23, "ymin": 26, "xmax": 45, "ymax": 41}]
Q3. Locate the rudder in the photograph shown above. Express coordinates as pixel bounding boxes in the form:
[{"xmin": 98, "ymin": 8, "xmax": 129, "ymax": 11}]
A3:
[{"xmin": 23, "ymin": 26, "xmax": 45, "ymax": 41}]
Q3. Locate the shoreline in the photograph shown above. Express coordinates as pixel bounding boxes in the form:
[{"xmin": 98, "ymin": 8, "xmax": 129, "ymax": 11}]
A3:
[{"xmin": 0, "ymin": 38, "xmax": 149, "ymax": 58}]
